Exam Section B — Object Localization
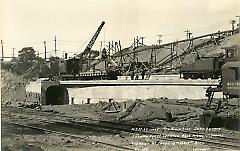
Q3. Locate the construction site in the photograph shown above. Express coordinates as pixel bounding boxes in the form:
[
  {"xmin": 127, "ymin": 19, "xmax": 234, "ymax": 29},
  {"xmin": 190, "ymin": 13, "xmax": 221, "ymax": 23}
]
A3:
[{"xmin": 1, "ymin": 2, "xmax": 240, "ymax": 150}]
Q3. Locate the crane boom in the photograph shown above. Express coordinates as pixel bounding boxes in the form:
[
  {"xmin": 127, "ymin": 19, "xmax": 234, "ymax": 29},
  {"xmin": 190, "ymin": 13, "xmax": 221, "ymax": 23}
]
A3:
[{"xmin": 82, "ymin": 21, "xmax": 105, "ymax": 56}]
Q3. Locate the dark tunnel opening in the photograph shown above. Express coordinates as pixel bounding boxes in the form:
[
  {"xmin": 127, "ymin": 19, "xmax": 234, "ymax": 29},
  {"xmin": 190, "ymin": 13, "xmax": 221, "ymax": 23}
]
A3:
[{"xmin": 45, "ymin": 85, "xmax": 69, "ymax": 105}]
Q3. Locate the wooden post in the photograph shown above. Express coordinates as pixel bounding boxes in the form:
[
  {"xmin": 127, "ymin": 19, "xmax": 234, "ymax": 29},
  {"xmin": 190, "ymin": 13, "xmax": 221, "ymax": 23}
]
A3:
[
  {"xmin": 71, "ymin": 97, "xmax": 74, "ymax": 104},
  {"xmin": 54, "ymin": 36, "xmax": 57, "ymax": 54},
  {"xmin": 1, "ymin": 40, "xmax": 3, "ymax": 61},
  {"xmin": 87, "ymin": 98, "xmax": 91, "ymax": 104},
  {"xmin": 12, "ymin": 48, "xmax": 15, "ymax": 58},
  {"xmin": 44, "ymin": 41, "xmax": 47, "ymax": 60}
]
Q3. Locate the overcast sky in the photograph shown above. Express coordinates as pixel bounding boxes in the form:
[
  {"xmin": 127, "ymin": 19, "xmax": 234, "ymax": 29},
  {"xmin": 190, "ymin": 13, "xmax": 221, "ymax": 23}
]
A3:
[{"xmin": 1, "ymin": 0, "xmax": 240, "ymax": 59}]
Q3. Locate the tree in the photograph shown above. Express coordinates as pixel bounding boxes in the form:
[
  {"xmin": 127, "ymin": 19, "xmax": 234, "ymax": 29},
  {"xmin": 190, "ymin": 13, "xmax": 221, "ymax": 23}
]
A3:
[
  {"xmin": 4, "ymin": 47, "xmax": 62, "ymax": 80},
  {"xmin": 15, "ymin": 47, "xmax": 38, "ymax": 74},
  {"xmin": 49, "ymin": 56, "xmax": 60, "ymax": 76},
  {"xmin": 18, "ymin": 47, "xmax": 37, "ymax": 63}
]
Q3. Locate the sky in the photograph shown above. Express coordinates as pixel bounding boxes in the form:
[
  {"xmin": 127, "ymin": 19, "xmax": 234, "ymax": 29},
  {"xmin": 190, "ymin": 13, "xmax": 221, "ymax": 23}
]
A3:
[{"xmin": 1, "ymin": 0, "xmax": 240, "ymax": 59}]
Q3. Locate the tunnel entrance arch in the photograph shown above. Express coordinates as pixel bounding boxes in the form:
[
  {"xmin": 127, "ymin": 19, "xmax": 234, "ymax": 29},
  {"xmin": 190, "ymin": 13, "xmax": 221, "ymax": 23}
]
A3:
[{"xmin": 45, "ymin": 85, "xmax": 69, "ymax": 105}]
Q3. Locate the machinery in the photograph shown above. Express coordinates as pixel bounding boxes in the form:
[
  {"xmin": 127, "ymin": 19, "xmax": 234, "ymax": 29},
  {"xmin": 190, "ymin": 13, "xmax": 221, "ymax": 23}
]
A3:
[
  {"xmin": 222, "ymin": 45, "xmax": 240, "ymax": 98},
  {"xmin": 200, "ymin": 45, "xmax": 240, "ymax": 130},
  {"xmin": 58, "ymin": 21, "xmax": 120, "ymax": 80},
  {"xmin": 180, "ymin": 55, "xmax": 225, "ymax": 79}
]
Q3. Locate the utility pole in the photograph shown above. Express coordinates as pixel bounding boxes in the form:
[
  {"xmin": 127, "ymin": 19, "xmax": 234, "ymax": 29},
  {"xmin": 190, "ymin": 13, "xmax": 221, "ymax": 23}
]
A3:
[
  {"xmin": 54, "ymin": 36, "xmax": 57, "ymax": 54},
  {"xmin": 1, "ymin": 40, "xmax": 3, "ymax": 61},
  {"xmin": 189, "ymin": 32, "xmax": 192, "ymax": 39},
  {"xmin": 12, "ymin": 48, "xmax": 15, "ymax": 58},
  {"xmin": 230, "ymin": 20, "xmax": 236, "ymax": 30},
  {"xmin": 185, "ymin": 29, "xmax": 189, "ymax": 39},
  {"xmin": 236, "ymin": 16, "xmax": 240, "ymax": 28},
  {"xmin": 157, "ymin": 35, "xmax": 162, "ymax": 45},
  {"xmin": 136, "ymin": 36, "xmax": 139, "ymax": 64},
  {"xmin": 44, "ymin": 41, "xmax": 47, "ymax": 60},
  {"xmin": 185, "ymin": 29, "xmax": 192, "ymax": 39},
  {"xmin": 140, "ymin": 36, "xmax": 145, "ymax": 46},
  {"xmin": 108, "ymin": 42, "xmax": 111, "ymax": 56}
]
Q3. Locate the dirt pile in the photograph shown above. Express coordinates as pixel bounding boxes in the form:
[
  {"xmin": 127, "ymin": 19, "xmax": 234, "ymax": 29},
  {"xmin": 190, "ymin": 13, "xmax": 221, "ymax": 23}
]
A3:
[
  {"xmin": 41, "ymin": 104, "xmax": 118, "ymax": 121},
  {"xmin": 1, "ymin": 70, "xmax": 27, "ymax": 105},
  {"xmin": 205, "ymin": 33, "xmax": 240, "ymax": 56},
  {"xmin": 117, "ymin": 99, "xmax": 203, "ymax": 123},
  {"xmin": 95, "ymin": 32, "xmax": 240, "ymax": 72},
  {"xmin": 39, "ymin": 99, "xmax": 203, "ymax": 124},
  {"xmin": 221, "ymin": 33, "xmax": 240, "ymax": 47}
]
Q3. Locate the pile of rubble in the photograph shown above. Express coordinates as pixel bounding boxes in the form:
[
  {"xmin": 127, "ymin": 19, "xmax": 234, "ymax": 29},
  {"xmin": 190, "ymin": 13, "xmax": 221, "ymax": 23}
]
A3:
[
  {"xmin": 95, "ymin": 99, "xmax": 203, "ymax": 124},
  {"xmin": 1, "ymin": 70, "xmax": 27, "ymax": 105}
]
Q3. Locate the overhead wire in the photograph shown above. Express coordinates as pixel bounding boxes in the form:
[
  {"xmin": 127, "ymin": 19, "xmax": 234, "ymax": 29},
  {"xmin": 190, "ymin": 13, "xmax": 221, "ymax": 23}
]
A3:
[{"xmin": 1, "ymin": 17, "xmax": 236, "ymax": 60}]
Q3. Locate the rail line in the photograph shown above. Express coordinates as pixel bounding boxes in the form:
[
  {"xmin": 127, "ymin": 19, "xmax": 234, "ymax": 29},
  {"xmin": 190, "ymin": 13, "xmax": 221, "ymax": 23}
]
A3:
[
  {"xmin": 2, "ymin": 107, "xmax": 240, "ymax": 150},
  {"xmin": 3, "ymin": 121, "xmax": 134, "ymax": 151},
  {"xmin": 133, "ymin": 129, "xmax": 240, "ymax": 150},
  {"xmin": 4, "ymin": 116, "xmax": 240, "ymax": 150}
]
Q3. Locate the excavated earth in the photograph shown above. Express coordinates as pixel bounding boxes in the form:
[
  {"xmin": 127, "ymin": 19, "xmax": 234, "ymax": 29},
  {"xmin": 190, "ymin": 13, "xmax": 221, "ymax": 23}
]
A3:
[
  {"xmin": 2, "ymin": 29, "xmax": 240, "ymax": 151},
  {"xmin": 2, "ymin": 98, "xmax": 240, "ymax": 151},
  {"xmin": 1, "ymin": 69, "xmax": 240, "ymax": 151}
]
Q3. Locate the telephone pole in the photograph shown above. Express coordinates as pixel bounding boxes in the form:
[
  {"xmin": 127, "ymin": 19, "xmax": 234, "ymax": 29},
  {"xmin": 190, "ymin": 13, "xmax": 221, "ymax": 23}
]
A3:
[
  {"xmin": 54, "ymin": 36, "xmax": 57, "ymax": 54},
  {"xmin": 185, "ymin": 29, "xmax": 192, "ymax": 39},
  {"xmin": 136, "ymin": 36, "xmax": 139, "ymax": 64},
  {"xmin": 119, "ymin": 40, "xmax": 123, "ymax": 67},
  {"xmin": 236, "ymin": 16, "xmax": 240, "ymax": 28},
  {"xmin": 139, "ymin": 36, "xmax": 145, "ymax": 45},
  {"xmin": 44, "ymin": 41, "xmax": 47, "ymax": 60},
  {"xmin": 1, "ymin": 40, "xmax": 3, "ymax": 61},
  {"xmin": 12, "ymin": 48, "xmax": 15, "ymax": 58},
  {"xmin": 157, "ymin": 35, "xmax": 162, "ymax": 45},
  {"xmin": 185, "ymin": 29, "xmax": 190, "ymax": 39},
  {"xmin": 230, "ymin": 20, "xmax": 236, "ymax": 30}
]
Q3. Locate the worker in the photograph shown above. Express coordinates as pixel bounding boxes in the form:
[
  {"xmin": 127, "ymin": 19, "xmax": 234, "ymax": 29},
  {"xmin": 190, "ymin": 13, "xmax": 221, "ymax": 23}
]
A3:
[
  {"xmin": 107, "ymin": 69, "xmax": 118, "ymax": 80},
  {"xmin": 141, "ymin": 68, "xmax": 146, "ymax": 80},
  {"xmin": 130, "ymin": 71, "xmax": 135, "ymax": 80},
  {"xmin": 145, "ymin": 69, "xmax": 151, "ymax": 80}
]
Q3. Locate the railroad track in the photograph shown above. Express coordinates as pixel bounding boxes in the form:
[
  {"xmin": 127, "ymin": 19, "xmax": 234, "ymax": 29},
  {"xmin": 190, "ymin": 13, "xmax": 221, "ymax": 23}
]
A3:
[
  {"xmin": 3, "ymin": 121, "xmax": 135, "ymax": 151},
  {"xmin": 2, "ymin": 107, "xmax": 240, "ymax": 150},
  {"xmin": 133, "ymin": 129, "xmax": 240, "ymax": 150}
]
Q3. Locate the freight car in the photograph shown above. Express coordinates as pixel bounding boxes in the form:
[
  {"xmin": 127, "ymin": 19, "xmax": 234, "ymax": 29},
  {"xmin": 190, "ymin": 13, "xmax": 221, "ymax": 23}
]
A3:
[
  {"xmin": 200, "ymin": 45, "xmax": 240, "ymax": 130},
  {"xmin": 180, "ymin": 56, "xmax": 224, "ymax": 79},
  {"xmin": 221, "ymin": 45, "xmax": 240, "ymax": 98}
]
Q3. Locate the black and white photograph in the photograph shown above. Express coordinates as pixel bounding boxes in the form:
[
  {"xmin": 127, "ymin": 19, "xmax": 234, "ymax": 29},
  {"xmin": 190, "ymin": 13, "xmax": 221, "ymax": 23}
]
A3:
[{"xmin": 1, "ymin": 0, "xmax": 240, "ymax": 150}]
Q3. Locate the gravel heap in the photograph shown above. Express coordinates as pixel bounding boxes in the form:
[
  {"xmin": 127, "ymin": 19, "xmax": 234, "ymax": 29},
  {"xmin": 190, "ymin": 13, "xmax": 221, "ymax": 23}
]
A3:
[{"xmin": 1, "ymin": 70, "xmax": 27, "ymax": 105}]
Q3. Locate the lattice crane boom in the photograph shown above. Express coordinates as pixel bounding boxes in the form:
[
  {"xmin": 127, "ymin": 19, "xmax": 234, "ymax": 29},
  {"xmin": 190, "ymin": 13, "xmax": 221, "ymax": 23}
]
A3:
[{"xmin": 82, "ymin": 21, "xmax": 105, "ymax": 57}]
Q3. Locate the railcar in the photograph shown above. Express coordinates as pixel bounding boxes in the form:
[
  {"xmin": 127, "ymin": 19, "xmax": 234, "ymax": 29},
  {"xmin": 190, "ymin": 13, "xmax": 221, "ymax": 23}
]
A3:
[
  {"xmin": 180, "ymin": 56, "xmax": 224, "ymax": 79},
  {"xmin": 200, "ymin": 45, "xmax": 240, "ymax": 130}
]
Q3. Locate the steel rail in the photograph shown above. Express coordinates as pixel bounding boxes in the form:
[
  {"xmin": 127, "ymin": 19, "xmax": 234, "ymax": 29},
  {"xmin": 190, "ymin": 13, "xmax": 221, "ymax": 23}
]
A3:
[
  {"xmin": 3, "ymin": 107, "xmax": 240, "ymax": 150},
  {"xmin": 4, "ymin": 121, "xmax": 135, "ymax": 151}
]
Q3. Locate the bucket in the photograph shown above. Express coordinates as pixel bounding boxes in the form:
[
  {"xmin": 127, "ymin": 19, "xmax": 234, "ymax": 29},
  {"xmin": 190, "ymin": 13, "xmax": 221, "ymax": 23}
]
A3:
[
  {"xmin": 199, "ymin": 111, "xmax": 223, "ymax": 128},
  {"xmin": 165, "ymin": 112, "xmax": 174, "ymax": 122}
]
